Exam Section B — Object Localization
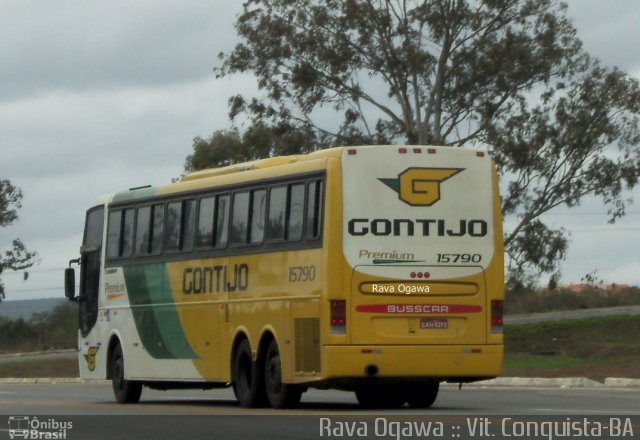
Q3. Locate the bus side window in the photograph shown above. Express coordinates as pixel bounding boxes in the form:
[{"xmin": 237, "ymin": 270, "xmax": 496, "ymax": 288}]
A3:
[
  {"xmin": 267, "ymin": 186, "xmax": 286, "ymax": 241},
  {"xmin": 120, "ymin": 209, "xmax": 135, "ymax": 257},
  {"xmin": 165, "ymin": 202, "xmax": 182, "ymax": 252},
  {"xmin": 250, "ymin": 189, "xmax": 266, "ymax": 244},
  {"xmin": 107, "ymin": 210, "xmax": 121, "ymax": 259},
  {"xmin": 150, "ymin": 203, "xmax": 164, "ymax": 254},
  {"xmin": 231, "ymin": 191, "xmax": 250, "ymax": 244},
  {"xmin": 306, "ymin": 180, "xmax": 323, "ymax": 239},
  {"xmin": 288, "ymin": 184, "xmax": 304, "ymax": 241},
  {"xmin": 197, "ymin": 196, "xmax": 215, "ymax": 247},
  {"xmin": 215, "ymin": 194, "xmax": 230, "ymax": 248},
  {"xmin": 107, "ymin": 208, "xmax": 135, "ymax": 259},
  {"xmin": 135, "ymin": 206, "xmax": 151, "ymax": 254},
  {"xmin": 182, "ymin": 199, "xmax": 196, "ymax": 251},
  {"xmin": 165, "ymin": 199, "xmax": 195, "ymax": 252}
]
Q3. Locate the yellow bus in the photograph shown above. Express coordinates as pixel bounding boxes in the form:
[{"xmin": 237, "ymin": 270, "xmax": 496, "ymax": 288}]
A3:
[{"xmin": 65, "ymin": 145, "xmax": 504, "ymax": 409}]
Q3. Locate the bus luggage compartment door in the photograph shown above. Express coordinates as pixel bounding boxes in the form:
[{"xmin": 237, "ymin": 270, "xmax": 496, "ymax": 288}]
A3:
[{"xmin": 349, "ymin": 265, "xmax": 488, "ymax": 346}]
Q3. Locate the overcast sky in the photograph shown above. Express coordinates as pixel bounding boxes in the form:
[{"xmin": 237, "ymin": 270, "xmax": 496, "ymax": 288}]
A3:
[{"xmin": 1, "ymin": 0, "xmax": 639, "ymax": 301}]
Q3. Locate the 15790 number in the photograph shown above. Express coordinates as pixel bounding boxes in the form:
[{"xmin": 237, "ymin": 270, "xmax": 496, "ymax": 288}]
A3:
[
  {"xmin": 289, "ymin": 265, "xmax": 316, "ymax": 282},
  {"xmin": 436, "ymin": 253, "xmax": 481, "ymax": 263}
]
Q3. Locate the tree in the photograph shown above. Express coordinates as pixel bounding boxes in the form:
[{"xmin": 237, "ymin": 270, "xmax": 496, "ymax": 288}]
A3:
[
  {"xmin": 210, "ymin": 0, "xmax": 640, "ymax": 278},
  {"xmin": 185, "ymin": 122, "xmax": 321, "ymax": 172},
  {"xmin": 0, "ymin": 180, "xmax": 37, "ymax": 302}
]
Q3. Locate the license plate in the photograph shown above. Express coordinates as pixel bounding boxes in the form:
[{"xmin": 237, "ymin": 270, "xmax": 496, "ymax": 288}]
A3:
[{"xmin": 420, "ymin": 318, "xmax": 448, "ymax": 329}]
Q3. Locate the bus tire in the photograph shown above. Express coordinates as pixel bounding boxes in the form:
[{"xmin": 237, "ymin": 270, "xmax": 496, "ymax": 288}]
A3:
[
  {"xmin": 355, "ymin": 385, "xmax": 405, "ymax": 409},
  {"xmin": 264, "ymin": 339, "xmax": 302, "ymax": 409},
  {"xmin": 111, "ymin": 343, "xmax": 142, "ymax": 404},
  {"xmin": 232, "ymin": 339, "xmax": 267, "ymax": 408},
  {"xmin": 405, "ymin": 382, "xmax": 439, "ymax": 408}
]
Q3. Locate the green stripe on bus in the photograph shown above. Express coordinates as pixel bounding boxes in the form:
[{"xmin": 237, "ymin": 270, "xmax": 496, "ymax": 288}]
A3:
[{"xmin": 124, "ymin": 264, "xmax": 198, "ymax": 360}]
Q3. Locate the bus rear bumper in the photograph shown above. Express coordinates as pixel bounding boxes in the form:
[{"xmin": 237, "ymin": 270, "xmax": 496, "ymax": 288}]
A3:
[{"xmin": 320, "ymin": 344, "xmax": 503, "ymax": 380}]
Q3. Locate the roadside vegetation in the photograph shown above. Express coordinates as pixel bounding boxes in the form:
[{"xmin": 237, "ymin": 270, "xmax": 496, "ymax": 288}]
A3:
[
  {"xmin": 503, "ymin": 315, "xmax": 640, "ymax": 381},
  {"xmin": 505, "ymin": 285, "xmax": 640, "ymax": 315},
  {"xmin": 3, "ymin": 286, "xmax": 638, "ymax": 354},
  {"xmin": 0, "ymin": 301, "xmax": 77, "ymax": 354},
  {"xmin": 1, "ymin": 292, "xmax": 639, "ymax": 380},
  {"xmin": 0, "ymin": 358, "xmax": 78, "ymax": 378},
  {"xmin": 2, "ymin": 315, "xmax": 638, "ymax": 381}
]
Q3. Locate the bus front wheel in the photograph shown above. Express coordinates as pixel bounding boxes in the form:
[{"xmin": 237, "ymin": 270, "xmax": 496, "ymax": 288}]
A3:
[
  {"xmin": 110, "ymin": 343, "xmax": 142, "ymax": 404},
  {"xmin": 232, "ymin": 339, "xmax": 266, "ymax": 408},
  {"xmin": 264, "ymin": 339, "xmax": 302, "ymax": 409}
]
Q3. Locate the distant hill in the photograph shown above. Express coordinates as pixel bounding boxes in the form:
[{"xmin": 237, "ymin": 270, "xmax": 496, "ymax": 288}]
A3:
[{"xmin": 0, "ymin": 298, "xmax": 66, "ymax": 321}]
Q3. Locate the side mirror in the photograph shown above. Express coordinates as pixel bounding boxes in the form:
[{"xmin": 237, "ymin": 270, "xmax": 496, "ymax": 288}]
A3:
[{"xmin": 65, "ymin": 267, "xmax": 76, "ymax": 301}]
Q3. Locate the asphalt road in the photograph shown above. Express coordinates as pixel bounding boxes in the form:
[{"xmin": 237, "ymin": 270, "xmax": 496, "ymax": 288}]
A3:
[
  {"xmin": 1, "ymin": 308, "xmax": 638, "ymax": 439},
  {"xmin": 3, "ymin": 381, "xmax": 640, "ymax": 415},
  {"xmin": 0, "ymin": 382, "xmax": 638, "ymax": 440}
]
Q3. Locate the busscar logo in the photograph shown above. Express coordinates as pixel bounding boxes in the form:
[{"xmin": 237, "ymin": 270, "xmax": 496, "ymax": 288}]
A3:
[{"xmin": 378, "ymin": 167, "xmax": 463, "ymax": 206}]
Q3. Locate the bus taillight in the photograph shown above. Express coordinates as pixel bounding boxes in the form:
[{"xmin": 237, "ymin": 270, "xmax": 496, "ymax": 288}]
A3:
[
  {"xmin": 491, "ymin": 300, "xmax": 503, "ymax": 334},
  {"xmin": 330, "ymin": 300, "xmax": 346, "ymax": 334}
]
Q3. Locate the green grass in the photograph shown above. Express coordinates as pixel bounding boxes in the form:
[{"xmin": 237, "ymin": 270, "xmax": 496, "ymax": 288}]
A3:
[
  {"xmin": 504, "ymin": 353, "xmax": 639, "ymax": 370},
  {"xmin": 505, "ymin": 315, "xmax": 640, "ymax": 357},
  {"xmin": 502, "ymin": 315, "xmax": 640, "ymax": 380},
  {"xmin": 0, "ymin": 358, "xmax": 78, "ymax": 378}
]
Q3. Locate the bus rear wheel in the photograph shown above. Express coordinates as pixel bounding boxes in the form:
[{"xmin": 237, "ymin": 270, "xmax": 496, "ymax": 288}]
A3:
[
  {"xmin": 110, "ymin": 343, "xmax": 142, "ymax": 404},
  {"xmin": 264, "ymin": 339, "xmax": 302, "ymax": 409},
  {"xmin": 232, "ymin": 339, "xmax": 267, "ymax": 408},
  {"xmin": 405, "ymin": 382, "xmax": 439, "ymax": 408}
]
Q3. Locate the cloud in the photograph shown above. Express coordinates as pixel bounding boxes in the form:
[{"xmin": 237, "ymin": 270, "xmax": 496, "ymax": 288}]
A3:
[
  {"xmin": 565, "ymin": 0, "xmax": 640, "ymax": 73},
  {"xmin": 2, "ymin": 0, "xmax": 640, "ymax": 300},
  {"xmin": 0, "ymin": 0, "xmax": 242, "ymax": 101}
]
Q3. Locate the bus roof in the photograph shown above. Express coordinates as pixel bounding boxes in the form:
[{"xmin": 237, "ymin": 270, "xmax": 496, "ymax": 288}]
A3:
[
  {"xmin": 107, "ymin": 145, "xmax": 487, "ymax": 206},
  {"xmin": 179, "ymin": 145, "xmax": 488, "ymax": 183},
  {"xmin": 180, "ymin": 147, "xmax": 344, "ymax": 182}
]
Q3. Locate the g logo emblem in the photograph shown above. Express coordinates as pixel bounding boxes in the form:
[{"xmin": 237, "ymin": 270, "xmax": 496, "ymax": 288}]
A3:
[
  {"xmin": 84, "ymin": 346, "xmax": 99, "ymax": 371},
  {"xmin": 379, "ymin": 168, "xmax": 463, "ymax": 206}
]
